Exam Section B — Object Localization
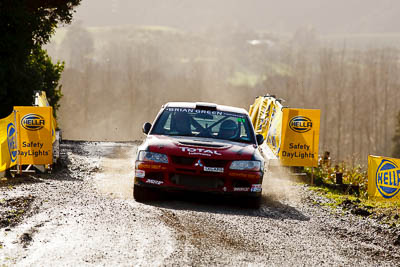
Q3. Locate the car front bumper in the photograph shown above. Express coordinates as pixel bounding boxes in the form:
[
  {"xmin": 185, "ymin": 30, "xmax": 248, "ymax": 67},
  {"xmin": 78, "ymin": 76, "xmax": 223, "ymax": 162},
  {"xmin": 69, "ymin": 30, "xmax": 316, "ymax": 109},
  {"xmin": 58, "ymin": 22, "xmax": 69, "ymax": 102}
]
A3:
[{"xmin": 134, "ymin": 161, "xmax": 263, "ymax": 196}]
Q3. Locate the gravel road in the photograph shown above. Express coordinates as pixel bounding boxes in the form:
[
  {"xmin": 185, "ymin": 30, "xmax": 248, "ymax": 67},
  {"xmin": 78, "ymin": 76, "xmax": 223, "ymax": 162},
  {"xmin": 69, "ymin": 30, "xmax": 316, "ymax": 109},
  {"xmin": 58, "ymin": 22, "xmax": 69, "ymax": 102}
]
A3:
[{"xmin": 1, "ymin": 141, "xmax": 400, "ymax": 266}]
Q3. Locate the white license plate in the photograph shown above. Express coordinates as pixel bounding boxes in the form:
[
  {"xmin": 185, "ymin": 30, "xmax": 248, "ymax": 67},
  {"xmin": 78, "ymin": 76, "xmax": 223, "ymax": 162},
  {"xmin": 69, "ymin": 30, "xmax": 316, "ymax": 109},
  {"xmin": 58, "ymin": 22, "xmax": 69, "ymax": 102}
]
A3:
[{"xmin": 204, "ymin": 166, "xmax": 224, "ymax": 173}]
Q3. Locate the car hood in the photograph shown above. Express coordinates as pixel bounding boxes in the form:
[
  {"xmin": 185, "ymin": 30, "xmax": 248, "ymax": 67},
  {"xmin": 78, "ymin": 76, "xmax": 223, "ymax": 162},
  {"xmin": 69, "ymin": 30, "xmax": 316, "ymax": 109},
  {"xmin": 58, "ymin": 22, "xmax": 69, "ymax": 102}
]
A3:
[{"xmin": 141, "ymin": 135, "xmax": 259, "ymax": 161}]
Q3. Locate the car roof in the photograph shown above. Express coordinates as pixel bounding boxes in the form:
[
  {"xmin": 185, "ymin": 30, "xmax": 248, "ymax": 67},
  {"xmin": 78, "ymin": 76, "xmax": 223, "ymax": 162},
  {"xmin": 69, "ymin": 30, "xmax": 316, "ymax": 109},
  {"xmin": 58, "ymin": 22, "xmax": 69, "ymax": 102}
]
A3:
[{"xmin": 163, "ymin": 102, "xmax": 249, "ymax": 115}]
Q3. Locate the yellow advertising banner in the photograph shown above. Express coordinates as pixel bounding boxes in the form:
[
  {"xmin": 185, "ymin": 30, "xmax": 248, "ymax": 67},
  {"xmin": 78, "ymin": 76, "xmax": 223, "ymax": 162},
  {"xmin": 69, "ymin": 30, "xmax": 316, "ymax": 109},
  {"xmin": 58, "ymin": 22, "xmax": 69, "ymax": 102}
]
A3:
[
  {"xmin": 14, "ymin": 106, "xmax": 53, "ymax": 165},
  {"xmin": 368, "ymin": 155, "xmax": 400, "ymax": 201},
  {"xmin": 35, "ymin": 91, "xmax": 57, "ymax": 143},
  {"xmin": 0, "ymin": 112, "xmax": 17, "ymax": 172},
  {"xmin": 279, "ymin": 108, "xmax": 320, "ymax": 167},
  {"xmin": 266, "ymin": 103, "xmax": 283, "ymax": 156},
  {"xmin": 249, "ymin": 97, "xmax": 263, "ymax": 126},
  {"xmin": 260, "ymin": 99, "xmax": 274, "ymax": 138}
]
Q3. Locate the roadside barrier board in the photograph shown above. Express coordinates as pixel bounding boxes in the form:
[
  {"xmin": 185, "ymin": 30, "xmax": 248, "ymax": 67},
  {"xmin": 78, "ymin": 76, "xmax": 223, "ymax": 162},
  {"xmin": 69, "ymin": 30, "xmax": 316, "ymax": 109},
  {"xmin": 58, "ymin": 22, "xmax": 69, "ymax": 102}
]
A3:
[
  {"xmin": 368, "ymin": 155, "xmax": 400, "ymax": 201},
  {"xmin": 0, "ymin": 113, "xmax": 17, "ymax": 172},
  {"xmin": 35, "ymin": 91, "xmax": 57, "ymax": 143},
  {"xmin": 266, "ymin": 103, "xmax": 283, "ymax": 156},
  {"xmin": 279, "ymin": 108, "xmax": 320, "ymax": 167},
  {"xmin": 14, "ymin": 106, "xmax": 53, "ymax": 165},
  {"xmin": 249, "ymin": 96, "xmax": 321, "ymax": 167},
  {"xmin": 249, "ymin": 96, "xmax": 284, "ymax": 156}
]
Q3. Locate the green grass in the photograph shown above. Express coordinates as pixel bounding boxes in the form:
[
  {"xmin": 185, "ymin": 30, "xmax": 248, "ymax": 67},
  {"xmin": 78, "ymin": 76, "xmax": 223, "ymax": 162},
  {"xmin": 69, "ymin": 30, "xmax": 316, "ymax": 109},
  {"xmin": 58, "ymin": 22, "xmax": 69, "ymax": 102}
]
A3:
[
  {"xmin": 304, "ymin": 161, "xmax": 400, "ymax": 225},
  {"xmin": 305, "ymin": 164, "xmax": 367, "ymax": 193}
]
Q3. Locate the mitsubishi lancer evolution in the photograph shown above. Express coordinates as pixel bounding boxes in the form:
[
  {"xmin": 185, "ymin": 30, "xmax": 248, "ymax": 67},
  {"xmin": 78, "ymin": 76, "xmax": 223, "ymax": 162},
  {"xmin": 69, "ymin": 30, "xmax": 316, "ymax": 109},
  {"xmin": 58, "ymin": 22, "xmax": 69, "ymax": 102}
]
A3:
[{"xmin": 134, "ymin": 102, "xmax": 265, "ymax": 207}]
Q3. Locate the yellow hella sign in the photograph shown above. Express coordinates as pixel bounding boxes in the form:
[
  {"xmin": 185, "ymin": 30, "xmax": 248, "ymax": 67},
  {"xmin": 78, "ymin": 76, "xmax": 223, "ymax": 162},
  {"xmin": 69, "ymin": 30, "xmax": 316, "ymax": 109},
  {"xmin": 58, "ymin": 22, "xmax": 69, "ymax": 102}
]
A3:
[
  {"xmin": 15, "ymin": 106, "xmax": 53, "ymax": 165},
  {"xmin": 368, "ymin": 155, "xmax": 400, "ymax": 200},
  {"xmin": 279, "ymin": 108, "xmax": 320, "ymax": 167}
]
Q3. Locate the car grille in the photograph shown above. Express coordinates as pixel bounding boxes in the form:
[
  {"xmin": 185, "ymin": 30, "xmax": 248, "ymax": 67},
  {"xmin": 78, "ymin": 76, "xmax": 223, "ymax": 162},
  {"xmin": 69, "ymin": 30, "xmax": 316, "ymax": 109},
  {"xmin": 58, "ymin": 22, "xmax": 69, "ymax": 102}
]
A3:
[
  {"xmin": 171, "ymin": 156, "xmax": 196, "ymax": 166},
  {"xmin": 170, "ymin": 173, "xmax": 225, "ymax": 188},
  {"xmin": 202, "ymin": 159, "xmax": 228, "ymax": 168},
  {"xmin": 232, "ymin": 179, "xmax": 251, "ymax": 188},
  {"xmin": 171, "ymin": 156, "xmax": 228, "ymax": 168}
]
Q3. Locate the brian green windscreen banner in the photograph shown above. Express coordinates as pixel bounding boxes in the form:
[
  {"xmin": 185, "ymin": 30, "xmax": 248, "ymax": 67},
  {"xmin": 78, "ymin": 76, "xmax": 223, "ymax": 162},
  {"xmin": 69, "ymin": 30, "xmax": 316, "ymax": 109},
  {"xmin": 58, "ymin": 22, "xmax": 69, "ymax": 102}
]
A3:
[
  {"xmin": 368, "ymin": 155, "xmax": 400, "ymax": 201},
  {"xmin": 279, "ymin": 108, "xmax": 320, "ymax": 167},
  {"xmin": 14, "ymin": 106, "xmax": 53, "ymax": 165}
]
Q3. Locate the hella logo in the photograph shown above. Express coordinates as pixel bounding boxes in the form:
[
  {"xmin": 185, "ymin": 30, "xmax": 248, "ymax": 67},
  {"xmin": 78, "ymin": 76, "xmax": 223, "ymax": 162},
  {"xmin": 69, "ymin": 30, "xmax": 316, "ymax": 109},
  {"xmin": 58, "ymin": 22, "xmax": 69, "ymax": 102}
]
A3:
[
  {"xmin": 7, "ymin": 123, "xmax": 17, "ymax": 163},
  {"xmin": 289, "ymin": 116, "xmax": 312, "ymax": 133},
  {"xmin": 376, "ymin": 159, "xmax": 400, "ymax": 199},
  {"xmin": 21, "ymin": 114, "xmax": 45, "ymax": 131}
]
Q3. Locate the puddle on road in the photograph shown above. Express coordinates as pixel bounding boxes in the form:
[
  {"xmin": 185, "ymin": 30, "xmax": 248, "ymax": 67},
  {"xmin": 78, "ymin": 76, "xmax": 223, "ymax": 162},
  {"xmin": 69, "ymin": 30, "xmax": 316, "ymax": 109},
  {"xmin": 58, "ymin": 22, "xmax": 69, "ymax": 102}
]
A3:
[{"xmin": 95, "ymin": 144, "xmax": 137, "ymax": 199}]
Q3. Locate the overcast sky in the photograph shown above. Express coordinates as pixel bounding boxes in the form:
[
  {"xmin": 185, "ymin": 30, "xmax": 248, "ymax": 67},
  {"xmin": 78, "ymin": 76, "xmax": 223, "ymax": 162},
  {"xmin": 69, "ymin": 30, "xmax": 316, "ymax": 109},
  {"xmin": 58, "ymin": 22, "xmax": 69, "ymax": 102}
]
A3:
[{"xmin": 71, "ymin": 0, "xmax": 400, "ymax": 34}]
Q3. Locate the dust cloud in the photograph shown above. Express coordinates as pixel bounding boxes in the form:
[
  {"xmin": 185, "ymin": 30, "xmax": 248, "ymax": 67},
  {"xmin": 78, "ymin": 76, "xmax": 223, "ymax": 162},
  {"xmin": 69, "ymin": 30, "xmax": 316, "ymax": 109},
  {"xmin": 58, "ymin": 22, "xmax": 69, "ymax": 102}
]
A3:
[
  {"xmin": 95, "ymin": 144, "xmax": 136, "ymax": 199},
  {"xmin": 262, "ymin": 166, "xmax": 302, "ymax": 204}
]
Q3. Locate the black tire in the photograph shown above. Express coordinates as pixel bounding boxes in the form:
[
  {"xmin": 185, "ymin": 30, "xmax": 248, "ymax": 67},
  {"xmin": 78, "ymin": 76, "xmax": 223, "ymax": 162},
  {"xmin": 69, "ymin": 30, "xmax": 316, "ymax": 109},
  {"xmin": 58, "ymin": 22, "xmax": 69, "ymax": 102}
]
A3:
[{"xmin": 133, "ymin": 185, "xmax": 152, "ymax": 202}]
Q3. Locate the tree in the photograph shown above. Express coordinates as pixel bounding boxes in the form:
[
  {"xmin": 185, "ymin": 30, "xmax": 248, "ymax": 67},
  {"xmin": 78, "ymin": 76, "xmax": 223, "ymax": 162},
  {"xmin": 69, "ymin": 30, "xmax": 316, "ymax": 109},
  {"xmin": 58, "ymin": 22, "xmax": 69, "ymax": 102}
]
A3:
[
  {"xmin": 28, "ymin": 46, "xmax": 65, "ymax": 113},
  {"xmin": 60, "ymin": 21, "xmax": 94, "ymax": 69},
  {"xmin": 392, "ymin": 111, "xmax": 400, "ymax": 158},
  {"xmin": 0, "ymin": 0, "xmax": 81, "ymax": 118}
]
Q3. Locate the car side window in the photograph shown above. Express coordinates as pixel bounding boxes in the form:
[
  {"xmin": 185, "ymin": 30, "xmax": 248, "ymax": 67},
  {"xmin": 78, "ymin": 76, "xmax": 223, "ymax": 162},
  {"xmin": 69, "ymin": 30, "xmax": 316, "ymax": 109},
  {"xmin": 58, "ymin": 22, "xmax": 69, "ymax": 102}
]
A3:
[{"xmin": 163, "ymin": 113, "xmax": 172, "ymax": 131}]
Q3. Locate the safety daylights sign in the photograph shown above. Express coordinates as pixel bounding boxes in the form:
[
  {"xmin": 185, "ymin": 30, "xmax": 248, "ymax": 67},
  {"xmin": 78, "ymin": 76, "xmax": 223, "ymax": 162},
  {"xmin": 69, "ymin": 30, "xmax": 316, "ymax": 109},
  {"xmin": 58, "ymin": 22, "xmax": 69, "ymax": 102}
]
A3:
[
  {"xmin": 368, "ymin": 155, "xmax": 400, "ymax": 201},
  {"xmin": 279, "ymin": 108, "xmax": 320, "ymax": 167},
  {"xmin": 14, "ymin": 106, "xmax": 53, "ymax": 165}
]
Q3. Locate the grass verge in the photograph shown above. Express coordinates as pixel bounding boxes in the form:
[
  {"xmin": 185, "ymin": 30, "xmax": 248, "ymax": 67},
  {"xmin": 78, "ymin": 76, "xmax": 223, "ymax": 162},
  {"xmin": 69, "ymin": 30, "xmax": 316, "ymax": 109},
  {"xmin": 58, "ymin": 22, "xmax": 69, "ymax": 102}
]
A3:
[{"xmin": 304, "ymin": 165, "xmax": 400, "ymax": 227}]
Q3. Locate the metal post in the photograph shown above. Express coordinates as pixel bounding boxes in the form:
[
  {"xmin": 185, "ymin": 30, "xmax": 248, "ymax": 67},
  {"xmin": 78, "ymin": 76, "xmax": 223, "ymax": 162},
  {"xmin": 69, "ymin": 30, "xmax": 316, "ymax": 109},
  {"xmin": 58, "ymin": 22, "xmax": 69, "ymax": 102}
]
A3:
[
  {"xmin": 311, "ymin": 130, "xmax": 315, "ymax": 185},
  {"xmin": 13, "ymin": 110, "xmax": 21, "ymax": 175}
]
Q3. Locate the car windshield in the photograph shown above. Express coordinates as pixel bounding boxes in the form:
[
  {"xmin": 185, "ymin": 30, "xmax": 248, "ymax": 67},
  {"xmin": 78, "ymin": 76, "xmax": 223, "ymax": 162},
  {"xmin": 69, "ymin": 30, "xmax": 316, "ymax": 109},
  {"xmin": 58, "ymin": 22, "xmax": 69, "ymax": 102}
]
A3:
[{"xmin": 151, "ymin": 107, "xmax": 256, "ymax": 144}]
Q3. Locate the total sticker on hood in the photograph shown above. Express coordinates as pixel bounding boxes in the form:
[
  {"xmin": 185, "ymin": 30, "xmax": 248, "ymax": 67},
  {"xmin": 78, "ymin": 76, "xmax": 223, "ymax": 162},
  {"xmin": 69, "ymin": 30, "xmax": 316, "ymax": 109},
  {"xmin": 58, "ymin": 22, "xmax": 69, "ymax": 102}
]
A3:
[{"xmin": 181, "ymin": 147, "xmax": 222, "ymax": 157}]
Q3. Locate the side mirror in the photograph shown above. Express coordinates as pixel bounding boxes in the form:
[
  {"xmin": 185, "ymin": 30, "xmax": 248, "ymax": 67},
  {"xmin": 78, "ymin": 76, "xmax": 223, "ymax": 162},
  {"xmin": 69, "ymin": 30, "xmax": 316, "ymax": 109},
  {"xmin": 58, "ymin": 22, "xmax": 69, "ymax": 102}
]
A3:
[
  {"xmin": 256, "ymin": 134, "xmax": 264, "ymax": 145},
  {"xmin": 142, "ymin": 122, "xmax": 152, "ymax": 135}
]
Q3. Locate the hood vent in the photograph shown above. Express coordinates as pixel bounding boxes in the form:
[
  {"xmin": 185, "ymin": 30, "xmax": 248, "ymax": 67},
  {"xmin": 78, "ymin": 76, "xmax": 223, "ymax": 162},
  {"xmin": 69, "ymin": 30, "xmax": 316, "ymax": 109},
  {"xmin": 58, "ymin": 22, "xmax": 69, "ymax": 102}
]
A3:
[{"xmin": 178, "ymin": 140, "xmax": 226, "ymax": 148}]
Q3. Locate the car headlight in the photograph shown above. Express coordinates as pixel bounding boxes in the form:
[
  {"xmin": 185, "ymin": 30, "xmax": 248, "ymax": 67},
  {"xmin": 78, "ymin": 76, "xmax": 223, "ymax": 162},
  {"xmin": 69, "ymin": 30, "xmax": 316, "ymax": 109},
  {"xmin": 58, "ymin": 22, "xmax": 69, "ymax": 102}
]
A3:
[
  {"xmin": 138, "ymin": 151, "xmax": 169, "ymax": 163},
  {"xmin": 230, "ymin": 160, "xmax": 261, "ymax": 171}
]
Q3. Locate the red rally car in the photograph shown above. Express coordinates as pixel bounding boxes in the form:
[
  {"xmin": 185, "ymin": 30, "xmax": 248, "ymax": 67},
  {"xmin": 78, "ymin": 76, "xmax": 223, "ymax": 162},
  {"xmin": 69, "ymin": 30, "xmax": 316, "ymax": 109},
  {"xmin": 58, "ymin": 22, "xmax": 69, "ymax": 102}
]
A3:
[{"xmin": 134, "ymin": 102, "xmax": 265, "ymax": 207}]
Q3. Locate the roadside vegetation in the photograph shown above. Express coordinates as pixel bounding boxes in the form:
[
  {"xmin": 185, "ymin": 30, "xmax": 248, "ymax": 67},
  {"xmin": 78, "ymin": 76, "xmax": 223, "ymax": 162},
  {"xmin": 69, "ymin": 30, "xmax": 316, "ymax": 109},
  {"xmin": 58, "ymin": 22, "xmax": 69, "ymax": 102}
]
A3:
[{"xmin": 304, "ymin": 163, "xmax": 400, "ymax": 227}]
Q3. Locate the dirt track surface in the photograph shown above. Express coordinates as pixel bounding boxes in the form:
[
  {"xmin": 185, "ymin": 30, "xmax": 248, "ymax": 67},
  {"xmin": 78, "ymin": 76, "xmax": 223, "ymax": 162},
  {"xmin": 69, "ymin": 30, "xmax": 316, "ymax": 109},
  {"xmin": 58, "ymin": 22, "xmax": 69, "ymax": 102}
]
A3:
[{"xmin": 1, "ymin": 141, "xmax": 400, "ymax": 266}]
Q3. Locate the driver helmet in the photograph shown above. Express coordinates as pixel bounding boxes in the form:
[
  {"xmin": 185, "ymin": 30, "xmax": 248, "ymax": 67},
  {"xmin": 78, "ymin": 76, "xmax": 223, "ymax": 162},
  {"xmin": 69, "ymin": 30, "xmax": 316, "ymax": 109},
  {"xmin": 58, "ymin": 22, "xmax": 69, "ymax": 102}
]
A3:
[
  {"xmin": 219, "ymin": 119, "xmax": 238, "ymax": 139},
  {"xmin": 174, "ymin": 112, "xmax": 191, "ymax": 135}
]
